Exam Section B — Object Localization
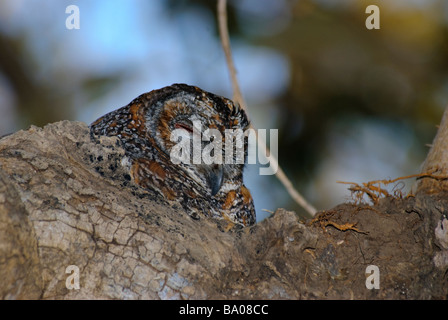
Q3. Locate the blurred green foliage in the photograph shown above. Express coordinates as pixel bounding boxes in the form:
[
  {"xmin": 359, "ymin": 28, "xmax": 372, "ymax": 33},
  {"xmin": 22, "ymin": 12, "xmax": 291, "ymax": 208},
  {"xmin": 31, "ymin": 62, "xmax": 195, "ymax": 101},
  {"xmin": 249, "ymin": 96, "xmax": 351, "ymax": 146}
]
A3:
[
  {"xmin": 166, "ymin": 0, "xmax": 447, "ymax": 214},
  {"xmin": 264, "ymin": 0, "xmax": 446, "ymax": 183}
]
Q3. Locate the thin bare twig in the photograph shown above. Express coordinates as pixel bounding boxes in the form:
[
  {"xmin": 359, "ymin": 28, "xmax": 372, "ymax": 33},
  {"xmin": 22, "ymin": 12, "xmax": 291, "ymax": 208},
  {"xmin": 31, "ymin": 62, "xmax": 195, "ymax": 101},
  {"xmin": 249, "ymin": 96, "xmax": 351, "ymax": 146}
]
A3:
[
  {"xmin": 217, "ymin": 0, "xmax": 245, "ymax": 106},
  {"xmin": 217, "ymin": 0, "xmax": 317, "ymax": 217}
]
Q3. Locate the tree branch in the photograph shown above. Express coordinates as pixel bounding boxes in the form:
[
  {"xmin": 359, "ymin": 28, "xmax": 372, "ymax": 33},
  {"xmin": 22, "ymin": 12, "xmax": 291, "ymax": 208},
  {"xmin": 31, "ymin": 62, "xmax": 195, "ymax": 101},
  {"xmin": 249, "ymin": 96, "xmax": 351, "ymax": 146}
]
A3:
[
  {"xmin": 418, "ymin": 106, "xmax": 448, "ymax": 193},
  {"xmin": 0, "ymin": 121, "xmax": 446, "ymax": 299}
]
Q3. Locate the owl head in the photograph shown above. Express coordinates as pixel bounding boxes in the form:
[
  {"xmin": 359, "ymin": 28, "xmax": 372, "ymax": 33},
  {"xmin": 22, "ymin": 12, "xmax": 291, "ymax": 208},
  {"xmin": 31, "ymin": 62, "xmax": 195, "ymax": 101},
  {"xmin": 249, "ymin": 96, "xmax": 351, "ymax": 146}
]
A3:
[{"xmin": 143, "ymin": 83, "xmax": 250, "ymax": 197}]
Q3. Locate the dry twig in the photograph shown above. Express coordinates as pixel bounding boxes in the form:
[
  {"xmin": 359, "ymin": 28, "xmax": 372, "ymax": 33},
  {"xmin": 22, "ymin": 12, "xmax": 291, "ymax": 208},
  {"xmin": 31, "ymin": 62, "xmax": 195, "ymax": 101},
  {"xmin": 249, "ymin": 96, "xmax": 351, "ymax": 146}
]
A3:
[
  {"xmin": 337, "ymin": 170, "xmax": 448, "ymax": 204},
  {"xmin": 217, "ymin": 0, "xmax": 317, "ymax": 217},
  {"xmin": 310, "ymin": 210, "xmax": 368, "ymax": 234}
]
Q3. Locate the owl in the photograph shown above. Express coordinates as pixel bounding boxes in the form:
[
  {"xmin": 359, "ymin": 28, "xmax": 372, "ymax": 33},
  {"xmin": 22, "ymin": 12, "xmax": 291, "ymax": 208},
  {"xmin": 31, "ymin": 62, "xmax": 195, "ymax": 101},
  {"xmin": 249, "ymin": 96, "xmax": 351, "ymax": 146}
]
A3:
[{"xmin": 90, "ymin": 83, "xmax": 256, "ymax": 226}]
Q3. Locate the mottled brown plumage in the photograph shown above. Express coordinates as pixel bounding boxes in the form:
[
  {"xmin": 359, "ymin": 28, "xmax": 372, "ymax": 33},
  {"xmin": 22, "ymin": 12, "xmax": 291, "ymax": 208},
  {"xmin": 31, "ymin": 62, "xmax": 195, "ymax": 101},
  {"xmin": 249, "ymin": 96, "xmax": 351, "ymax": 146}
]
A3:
[{"xmin": 90, "ymin": 83, "xmax": 255, "ymax": 226}]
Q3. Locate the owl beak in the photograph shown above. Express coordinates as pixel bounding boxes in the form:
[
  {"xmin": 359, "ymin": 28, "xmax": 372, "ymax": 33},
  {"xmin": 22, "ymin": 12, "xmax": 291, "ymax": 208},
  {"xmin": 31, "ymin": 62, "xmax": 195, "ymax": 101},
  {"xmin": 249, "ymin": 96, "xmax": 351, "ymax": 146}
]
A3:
[{"xmin": 207, "ymin": 165, "xmax": 224, "ymax": 196}]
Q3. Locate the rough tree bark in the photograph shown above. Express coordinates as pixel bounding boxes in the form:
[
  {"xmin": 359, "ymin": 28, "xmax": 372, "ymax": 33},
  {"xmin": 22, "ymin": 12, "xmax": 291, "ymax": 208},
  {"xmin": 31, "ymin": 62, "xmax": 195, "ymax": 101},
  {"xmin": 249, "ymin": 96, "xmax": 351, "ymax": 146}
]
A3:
[{"xmin": 0, "ymin": 113, "xmax": 447, "ymax": 299}]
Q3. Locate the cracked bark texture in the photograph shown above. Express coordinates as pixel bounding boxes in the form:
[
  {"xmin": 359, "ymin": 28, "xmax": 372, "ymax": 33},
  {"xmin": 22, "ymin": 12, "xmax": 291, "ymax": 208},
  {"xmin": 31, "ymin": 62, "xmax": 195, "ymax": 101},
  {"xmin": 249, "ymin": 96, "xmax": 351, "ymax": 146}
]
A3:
[{"xmin": 0, "ymin": 119, "xmax": 447, "ymax": 300}]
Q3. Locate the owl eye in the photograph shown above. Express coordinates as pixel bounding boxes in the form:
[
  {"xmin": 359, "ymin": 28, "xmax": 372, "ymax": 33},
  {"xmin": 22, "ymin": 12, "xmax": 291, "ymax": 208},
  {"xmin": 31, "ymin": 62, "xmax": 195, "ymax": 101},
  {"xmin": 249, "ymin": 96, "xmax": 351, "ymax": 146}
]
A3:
[{"xmin": 174, "ymin": 122, "xmax": 193, "ymax": 133}]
